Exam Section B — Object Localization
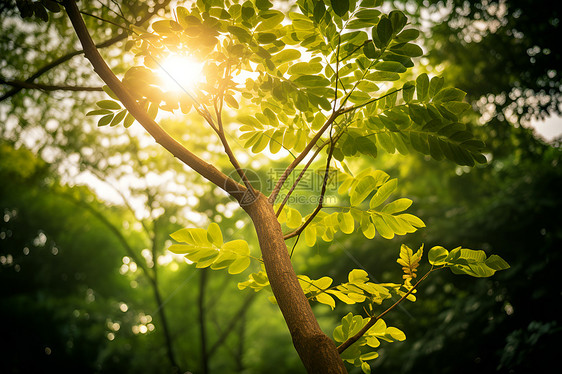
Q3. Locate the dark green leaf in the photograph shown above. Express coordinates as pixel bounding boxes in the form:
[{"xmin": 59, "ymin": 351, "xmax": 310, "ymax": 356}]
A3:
[
  {"xmin": 389, "ymin": 10, "xmax": 407, "ymax": 33},
  {"xmin": 375, "ymin": 61, "xmax": 406, "ymax": 73},
  {"xmin": 33, "ymin": 2, "xmax": 48, "ymax": 22},
  {"xmin": 355, "ymin": 9, "xmax": 381, "ymax": 20},
  {"xmin": 256, "ymin": 32, "xmax": 277, "ymax": 44},
  {"xmin": 416, "ymin": 73, "xmax": 429, "ymax": 101},
  {"xmin": 433, "ymin": 87, "xmax": 467, "ymax": 103},
  {"xmin": 331, "ymin": 0, "xmax": 350, "ymax": 17},
  {"xmin": 313, "ymin": 0, "xmax": 326, "ymax": 23},
  {"xmin": 256, "ymin": 0, "xmax": 273, "ymax": 10},
  {"xmin": 402, "ymin": 81, "xmax": 415, "ymax": 103},
  {"xmin": 42, "ymin": 0, "xmax": 60, "ymax": 13},
  {"xmin": 363, "ymin": 42, "xmax": 379, "ymax": 59},
  {"xmin": 97, "ymin": 100, "xmax": 121, "ymax": 110},
  {"xmin": 98, "ymin": 114, "xmax": 113, "ymax": 127},
  {"xmin": 368, "ymin": 71, "xmax": 400, "ymax": 81},
  {"xmin": 428, "ymin": 135, "xmax": 444, "ymax": 160},
  {"xmin": 228, "ymin": 26, "xmax": 252, "ymax": 43},
  {"xmin": 428, "ymin": 76, "xmax": 444, "ymax": 98},
  {"xmin": 356, "ymin": 136, "xmax": 378, "ymax": 158},
  {"xmin": 389, "ymin": 43, "xmax": 423, "ymax": 57},
  {"xmin": 86, "ymin": 109, "xmax": 112, "ymax": 116},
  {"xmin": 395, "ymin": 29, "xmax": 420, "ymax": 42},
  {"xmin": 375, "ymin": 16, "xmax": 393, "ymax": 48},
  {"xmin": 241, "ymin": 1, "xmax": 255, "ymax": 20}
]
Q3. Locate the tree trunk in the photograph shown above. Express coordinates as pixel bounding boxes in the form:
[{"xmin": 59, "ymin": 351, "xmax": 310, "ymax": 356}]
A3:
[{"xmin": 243, "ymin": 193, "xmax": 347, "ymax": 374}]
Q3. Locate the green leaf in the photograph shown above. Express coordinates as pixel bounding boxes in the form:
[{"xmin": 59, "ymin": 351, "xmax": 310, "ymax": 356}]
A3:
[
  {"xmin": 433, "ymin": 87, "xmax": 466, "ymax": 103},
  {"xmin": 368, "ymin": 71, "xmax": 400, "ymax": 81},
  {"xmin": 331, "ymin": 0, "xmax": 350, "ymax": 17},
  {"xmin": 224, "ymin": 94, "xmax": 239, "ymax": 109},
  {"xmin": 123, "ymin": 112, "xmax": 135, "ymax": 128},
  {"xmin": 350, "ymin": 175, "xmax": 377, "ymax": 206},
  {"xmin": 256, "ymin": 0, "xmax": 273, "ymax": 11},
  {"xmin": 228, "ymin": 25, "xmax": 252, "ymax": 43},
  {"xmin": 339, "ymin": 212, "xmax": 355, "ymax": 234},
  {"xmin": 428, "ymin": 246, "xmax": 449, "ymax": 266},
  {"xmin": 369, "ymin": 178, "xmax": 397, "ymax": 209},
  {"xmin": 207, "ymin": 222, "xmax": 223, "ymax": 247},
  {"xmin": 316, "ymin": 293, "xmax": 336, "ymax": 309},
  {"xmin": 375, "ymin": 16, "xmax": 393, "ymax": 48},
  {"xmin": 355, "ymin": 9, "xmax": 381, "ymax": 20},
  {"xmin": 272, "ymin": 49, "xmax": 301, "ymax": 64},
  {"xmin": 389, "ymin": 43, "xmax": 423, "ymax": 57},
  {"xmin": 286, "ymin": 208, "xmax": 302, "ymax": 229},
  {"xmin": 313, "ymin": 0, "xmax": 325, "ymax": 23},
  {"xmin": 361, "ymin": 361, "xmax": 371, "ymax": 374},
  {"xmin": 355, "ymin": 136, "xmax": 378, "ymax": 158},
  {"xmin": 97, "ymin": 100, "xmax": 121, "ymax": 110},
  {"xmin": 293, "ymin": 75, "xmax": 330, "ymax": 87},
  {"xmin": 241, "ymin": 1, "xmax": 255, "ymax": 20},
  {"xmin": 86, "ymin": 109, "xmax": 112, "ymax": 116},
  {"xmin": 252, "ymin": 131, "xmax": 271, "ymax": 153},
  {"xmin": 363, "ymin": 42, "xmax": 379, "ymax": 59},
  {"xmin": 396, "ymin": 28, "xmax": 420, "ymax": 42},
  {"xmin": 381, "ymin": 198, "xmax": 412, "ymax": 214},
  {"xmin": 375, "ymin": 61, "xmax": 406, "ymax": 73},
  {"xmin": 429, "ymin": 76, "xmax": 444, "ymax": 98},
  {"xmin": 396, "ymin": 244, "xmax": 423, "ymax": 280},
  {"xmin": 97, "ymin": 114, "xmax": 113, "ymax": 127},
  {"xmin": 402, "ymin": 81, "xmax": 415, "ymax": 103},
  {"xmin": 416, "ymin": 73, "xmax": 429, "ymax": 101},
  {"xmin": 288, "ymin": 62, "xmax": 323, "ymax": 75},
  {"xmin": 389, "ymin": 10, "xmax": 407, "ymax": 32},
  {"xmin": 228, "ymin": 257, "xmax": 251, "ymax": 274},
  {"xmin": 110, "ymin": 109, "xmax": 127, "ymax": 127}
]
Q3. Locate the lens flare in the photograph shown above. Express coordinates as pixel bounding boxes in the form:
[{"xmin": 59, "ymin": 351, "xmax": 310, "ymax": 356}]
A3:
[{"xmin": 159, "ymin": 54, "xmax": 203, "ymax": 92}]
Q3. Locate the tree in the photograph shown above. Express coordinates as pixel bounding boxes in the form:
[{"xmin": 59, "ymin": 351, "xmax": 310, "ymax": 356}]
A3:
[{"xmin": 11, "ymin": 0, "xmax": 509, "ymax": 372}]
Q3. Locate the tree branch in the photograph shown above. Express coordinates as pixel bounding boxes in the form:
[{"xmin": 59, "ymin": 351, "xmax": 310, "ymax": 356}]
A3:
[
  {"xmin": 269, "ymin": 109, "xmax": 342, "ymax": 204},
  {"xmin": 337, "ymin": 268, "xmax": 437, "ymax": 354},
  {"xmin": 207, "ymin": 292, "xmax": 256, "ymax": 358},
  {"xmin": 214, "ymin": 100, "xmax": 257, "ymax": 200},
  {"xmin": 0, "ymin": 0, "xmax": 170, "ymax": 103},
  {"xmin": 62, "ymin": 0, "xmax": 247, "ymax": 203},
  {"xmin": 283, "ymin": 127, "xmax": 337, "ymax": 240},
  {"xmin": 0, "ymin": 78, "xmax": 103, "ymax": 92}
]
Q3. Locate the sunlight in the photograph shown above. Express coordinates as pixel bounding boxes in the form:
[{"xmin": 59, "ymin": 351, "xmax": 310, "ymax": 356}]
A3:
[{"xmin": 158, "ymin": 54, "xmax": 204, "ymax": 92}]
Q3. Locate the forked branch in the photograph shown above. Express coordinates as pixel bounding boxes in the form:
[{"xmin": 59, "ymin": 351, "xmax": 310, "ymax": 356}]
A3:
[{"xmin": 62, "ymin": 0, "xmax": 247, "ymax": 202}]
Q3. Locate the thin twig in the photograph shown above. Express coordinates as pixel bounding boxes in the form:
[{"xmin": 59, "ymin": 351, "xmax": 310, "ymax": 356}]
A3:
[
  {"xmin": 1, "ymin": 0, "xmax": 171, "ymax": 103},
  {"xmin": 268, "ymin": 109, "xmax": 341, "ymax": 204},
  {"xmin": 283, "ymin": 125, "xmax": 337, "ymax": 241},
  {"xmin": 337, "ymin": 267, "xmax": 438, "ymax": 354}
]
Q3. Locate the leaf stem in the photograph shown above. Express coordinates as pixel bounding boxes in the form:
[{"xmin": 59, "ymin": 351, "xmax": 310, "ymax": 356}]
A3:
[{"xmin": 337, "ymin": 267, "xmax": 437, "ymax": 354}]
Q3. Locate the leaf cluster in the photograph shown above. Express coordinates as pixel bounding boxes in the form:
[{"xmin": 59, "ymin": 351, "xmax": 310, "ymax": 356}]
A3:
[{"xmin": 168, "ymin": 222, "xmax": 252, "ymax": 274}]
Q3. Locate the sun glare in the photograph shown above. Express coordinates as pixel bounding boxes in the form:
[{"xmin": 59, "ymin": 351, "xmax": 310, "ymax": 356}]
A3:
[{"xmin": 159, "ymin": 55, "xmax": 203, "ymax": 92}]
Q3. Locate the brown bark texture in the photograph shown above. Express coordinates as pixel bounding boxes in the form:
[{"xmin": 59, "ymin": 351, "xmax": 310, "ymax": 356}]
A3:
[{"xmin": 244, "ymin": 193, "xmax": 348, "ymax": 374}]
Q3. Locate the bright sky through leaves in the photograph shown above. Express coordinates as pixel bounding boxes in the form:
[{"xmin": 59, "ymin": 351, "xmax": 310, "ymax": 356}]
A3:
[{"xmin": 158, "ymin": 54, "xmax": 203, "ymax": 92}]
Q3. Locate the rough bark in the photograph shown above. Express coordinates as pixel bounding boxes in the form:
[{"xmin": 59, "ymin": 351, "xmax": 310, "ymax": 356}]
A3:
[{"xmin": 243, "ymin": 193, "xmax": 348, "ymax": 374}]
